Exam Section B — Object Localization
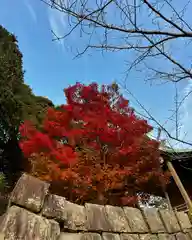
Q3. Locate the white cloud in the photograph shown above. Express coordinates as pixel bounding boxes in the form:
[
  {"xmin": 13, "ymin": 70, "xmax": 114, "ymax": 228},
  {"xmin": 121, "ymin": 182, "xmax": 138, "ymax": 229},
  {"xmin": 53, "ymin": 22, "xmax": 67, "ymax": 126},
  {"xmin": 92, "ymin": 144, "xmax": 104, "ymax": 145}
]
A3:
[
  {"xmin": 47, "ymin": 5, "xmax": 66, "ymax": 50},
  {"xmin": 23, "ymin": 0, "xmax": 37, "ymax": 22}
]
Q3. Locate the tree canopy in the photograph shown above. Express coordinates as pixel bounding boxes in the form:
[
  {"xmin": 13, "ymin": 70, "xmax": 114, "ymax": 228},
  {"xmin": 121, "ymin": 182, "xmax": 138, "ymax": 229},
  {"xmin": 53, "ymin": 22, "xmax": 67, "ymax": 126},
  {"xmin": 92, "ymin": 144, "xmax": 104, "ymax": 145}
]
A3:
[
  {"xmin": 0, "ymin": 25, "xmax": 24, "ymax": 143},
  {"xmin": 19, "ymin": 82, "xmax": 169, "ymax": 206},
  {"xmin": 0, "ymin": 24, "xmax": 169, "ymax": 205},
  {"xmin": 0, "ymin": 25, "xmax": 54, "ymax": 188}
]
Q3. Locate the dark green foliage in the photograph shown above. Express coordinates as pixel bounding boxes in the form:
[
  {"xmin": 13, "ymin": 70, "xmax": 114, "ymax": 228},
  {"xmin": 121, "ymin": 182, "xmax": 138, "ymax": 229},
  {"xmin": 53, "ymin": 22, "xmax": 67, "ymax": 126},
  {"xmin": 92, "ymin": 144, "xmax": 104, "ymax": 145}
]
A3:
[
  {"xmin": 0, "ymin": 26, "xmax": 24, "ymax": 143},
  {"xmin": 0, "ymin": 25, "xmax": 54, "ymax": 188},
  {"xmin": 21, "ymin": 93, "xmax": 54, "ymax": 129}
]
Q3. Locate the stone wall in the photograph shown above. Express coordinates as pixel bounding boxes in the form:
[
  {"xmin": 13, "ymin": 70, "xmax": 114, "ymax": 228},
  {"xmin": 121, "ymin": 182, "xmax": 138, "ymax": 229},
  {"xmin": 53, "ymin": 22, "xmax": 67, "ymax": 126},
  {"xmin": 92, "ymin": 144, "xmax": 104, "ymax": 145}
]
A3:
[{"xmin": 0, "ymin": 174, "xmax": 192, "ymax": 240}]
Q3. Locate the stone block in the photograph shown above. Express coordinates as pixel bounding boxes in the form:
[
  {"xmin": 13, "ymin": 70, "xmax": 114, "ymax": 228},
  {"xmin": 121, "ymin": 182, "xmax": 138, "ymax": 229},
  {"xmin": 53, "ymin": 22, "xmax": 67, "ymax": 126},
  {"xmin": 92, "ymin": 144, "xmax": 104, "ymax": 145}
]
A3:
[
  {"xmin": 158, "ymin": 233, "xmax": 176, "ymax": 240},
  {"xmin": 102, "ymin": 233, "xmax": 121, "ymax": 240},
  {"xmin": 0, "ymin": 233, "xmax": 4, "ymax": 240},
  {"xmin": 120, "ymin": 234, "xmax": 140, "ymax": 240},
  {"xmin": 186, "ymin": 230, "xmax": 192, "ymax": 240},
  {"xmin": 85, "ymin": 203, "xmax": 112, "ymax": 231},
  {"xmin": 42, "ymin": 194, "xmax": 66, "ymax": 219},
  {"xmin": 159, "ymin": 209, "xmax": 181, "ymax": 233},
  {"xmin": 142, "ymin": 208, "xmax": 165, "ymax": 233},
  {"xmin": 175, "ymin": 233, "xmax": 191, "ymax": 240},
  {"xmin": 81, "ymin": 233, "xmax": 102, "ymax": 240},
  {"xmin": 105, "ymin": 205, "xmax": 131, "ymax": 232},
  {"xmin": 10, "ymin": 173, "xmax": 50, "ymax": 213},
  {"xmin": 175, "ymin": 212, "xmax": 192, "ymax": 232},
  {"xmin": 123, "ymin": 207, "xmax": 148, "ymax": 233},
  {"xmin": 42, "ymin": 194, "xmax": 87, "ymax": 230},
  {"xmin": 58, "ymin": 233, "xmax": 83, "ymax": 240},
  {"xmin": 0, "ymin": 206, "xmax": 60, "ymax": 240},
  {"xmin": 139, "ymin": 234, "xmax": 158, "ymax": 240}
]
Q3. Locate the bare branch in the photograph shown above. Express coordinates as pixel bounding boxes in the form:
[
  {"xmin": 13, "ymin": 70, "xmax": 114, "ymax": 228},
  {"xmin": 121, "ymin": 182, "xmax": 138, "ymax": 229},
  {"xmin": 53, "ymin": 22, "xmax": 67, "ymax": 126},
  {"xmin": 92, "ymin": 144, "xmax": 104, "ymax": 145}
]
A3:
[
  {"xmin": 41, "ymin": 0, "xmax": 192, "ymax": 147},
  {"xmin": 143, "ymin": 0, "xmax": 187, "ymax": 34},
  {"xmin": 118, "ymin": 81, "xmax": 192, "ymax": 147}
]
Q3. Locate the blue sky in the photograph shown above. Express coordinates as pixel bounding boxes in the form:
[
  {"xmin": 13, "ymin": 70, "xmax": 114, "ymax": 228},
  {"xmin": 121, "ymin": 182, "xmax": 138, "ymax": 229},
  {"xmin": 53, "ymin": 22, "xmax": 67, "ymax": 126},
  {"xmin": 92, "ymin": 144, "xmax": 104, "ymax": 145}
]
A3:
[{"xmin": 1, "ymin": 0, "xmax": 192, "ymax": 148}]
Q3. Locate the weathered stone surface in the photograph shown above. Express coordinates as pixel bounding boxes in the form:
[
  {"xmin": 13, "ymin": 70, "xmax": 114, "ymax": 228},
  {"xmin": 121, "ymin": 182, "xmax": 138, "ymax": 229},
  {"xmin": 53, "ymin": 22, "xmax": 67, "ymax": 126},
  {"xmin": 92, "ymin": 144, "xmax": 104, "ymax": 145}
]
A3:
[
  {"xmin": 42, "ymin": 194, "xmax": 87, "ymax": 230},
  {"xmin": 0, "ymin": 205, "xmax": 60, "ymax": 240},
  {"xmin": 158, "ymin": 233, "xmax": 176, "ymax": 240},
  {"xmin": 186, "ymin": 233, "xmax": 192, "ymax": 240},
  {"xmin": 42, "ymin": 194, "xmax": 66, "ymax": 219},
  {"xmin": 10, "ymin": 173, "xmax": 50, "ymax": 213},
  {"xmin": 175, "ymin": 212, "xmax": 192, "ymax": 231},
  {"xmin": 3, "ymin": 174, "xmax": 192, "ymax": 239},
  {"xmin": 139, "ymin": 234, "xmax": 158, "ymax": 240},
  {"xmin": 58, "ymin": 233, "xmax": 83, "ymax": 240},
  {"xmin": 142, "ymin": 208, "xmax": 165, "ymax": 233},
  {"xmin": 0, "ymin": 233, "xmax": 4, "ymax": 240},
  {"xmin": 0, "ymin": 214, "xmax": 5, "ymax": 227},
  {"xmin": 85, "ymin": 203, "xmax": 112, "ymax": 231},
  {"xmin": 43, "ymin": 194, "xmax": 87, "ymax": 230},
  {"xmin": 102, "ymin": 233, "xmax": 121, "ymax": 240},
  {"xmin": 186, "ymin": 230, "xmax": 192, "ymax": 240},
  {"xmin": 120, "ymin": 234, "xmax": 140, "ymax": 240},
  {"xmin": 0, "ymin": 194, "xmax": 9, "ymax": 215},
  {"xmin": 105, "ymin": 205, "xmax": 131, "ymax": 232},
  {"xmin": 159, "ymin": 210, "xmax": 181, "ymax": 233},
  {"xmin": 62, "ymin": 200, "xmax": 87, "ymax": 230},
  {"xmin": 81, "ymin": 233, "xmax": 102, "ymax": 240},
  {"xmin": 123, "ymin": 207, "xmax": 148, "ymax": 233},
  {"xmin": 175, "ymin": 233, "xmax": 191, "ymax": 240}
]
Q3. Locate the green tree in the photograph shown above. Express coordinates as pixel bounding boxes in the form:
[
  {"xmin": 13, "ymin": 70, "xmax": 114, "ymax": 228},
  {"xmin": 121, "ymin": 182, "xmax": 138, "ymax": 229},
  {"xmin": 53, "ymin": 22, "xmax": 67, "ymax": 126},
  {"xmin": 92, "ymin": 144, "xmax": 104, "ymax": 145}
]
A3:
[
  {"xmin": 0, "ymin": 25, "xmax": 54, "ymax": 188},
  {"xmin": 0, "ymin": 25, "xmax": 24, "ymax": 143}
]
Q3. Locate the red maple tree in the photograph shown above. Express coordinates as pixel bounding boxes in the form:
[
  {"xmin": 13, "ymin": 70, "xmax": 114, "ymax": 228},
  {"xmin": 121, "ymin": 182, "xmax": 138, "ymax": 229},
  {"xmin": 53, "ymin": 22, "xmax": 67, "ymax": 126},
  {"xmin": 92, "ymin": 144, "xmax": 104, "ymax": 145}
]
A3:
[{"xmin": 19, "ymin": 82, "xmax": 169, "ymax": 205}]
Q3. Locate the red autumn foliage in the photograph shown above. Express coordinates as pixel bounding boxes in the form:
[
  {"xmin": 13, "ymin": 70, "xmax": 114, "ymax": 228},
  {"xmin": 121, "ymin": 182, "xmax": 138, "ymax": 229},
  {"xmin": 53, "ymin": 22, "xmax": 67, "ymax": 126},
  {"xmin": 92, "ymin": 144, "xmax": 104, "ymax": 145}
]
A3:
[{"xmin": 19, "ymin": 82, "xmax": 169, "ymax": 205}]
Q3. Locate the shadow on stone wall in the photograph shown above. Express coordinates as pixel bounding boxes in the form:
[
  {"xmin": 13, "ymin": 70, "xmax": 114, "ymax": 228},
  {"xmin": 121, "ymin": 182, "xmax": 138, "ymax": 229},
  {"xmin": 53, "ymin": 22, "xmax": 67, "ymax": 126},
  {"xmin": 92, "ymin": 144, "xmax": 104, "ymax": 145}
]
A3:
[
  {"xmin": 0, "ymin": 173, "xmax": 191, "ymax": 240},
  {"xmin": 0, "ymin": 194, "xmax": 9, "ymax": 216}
]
